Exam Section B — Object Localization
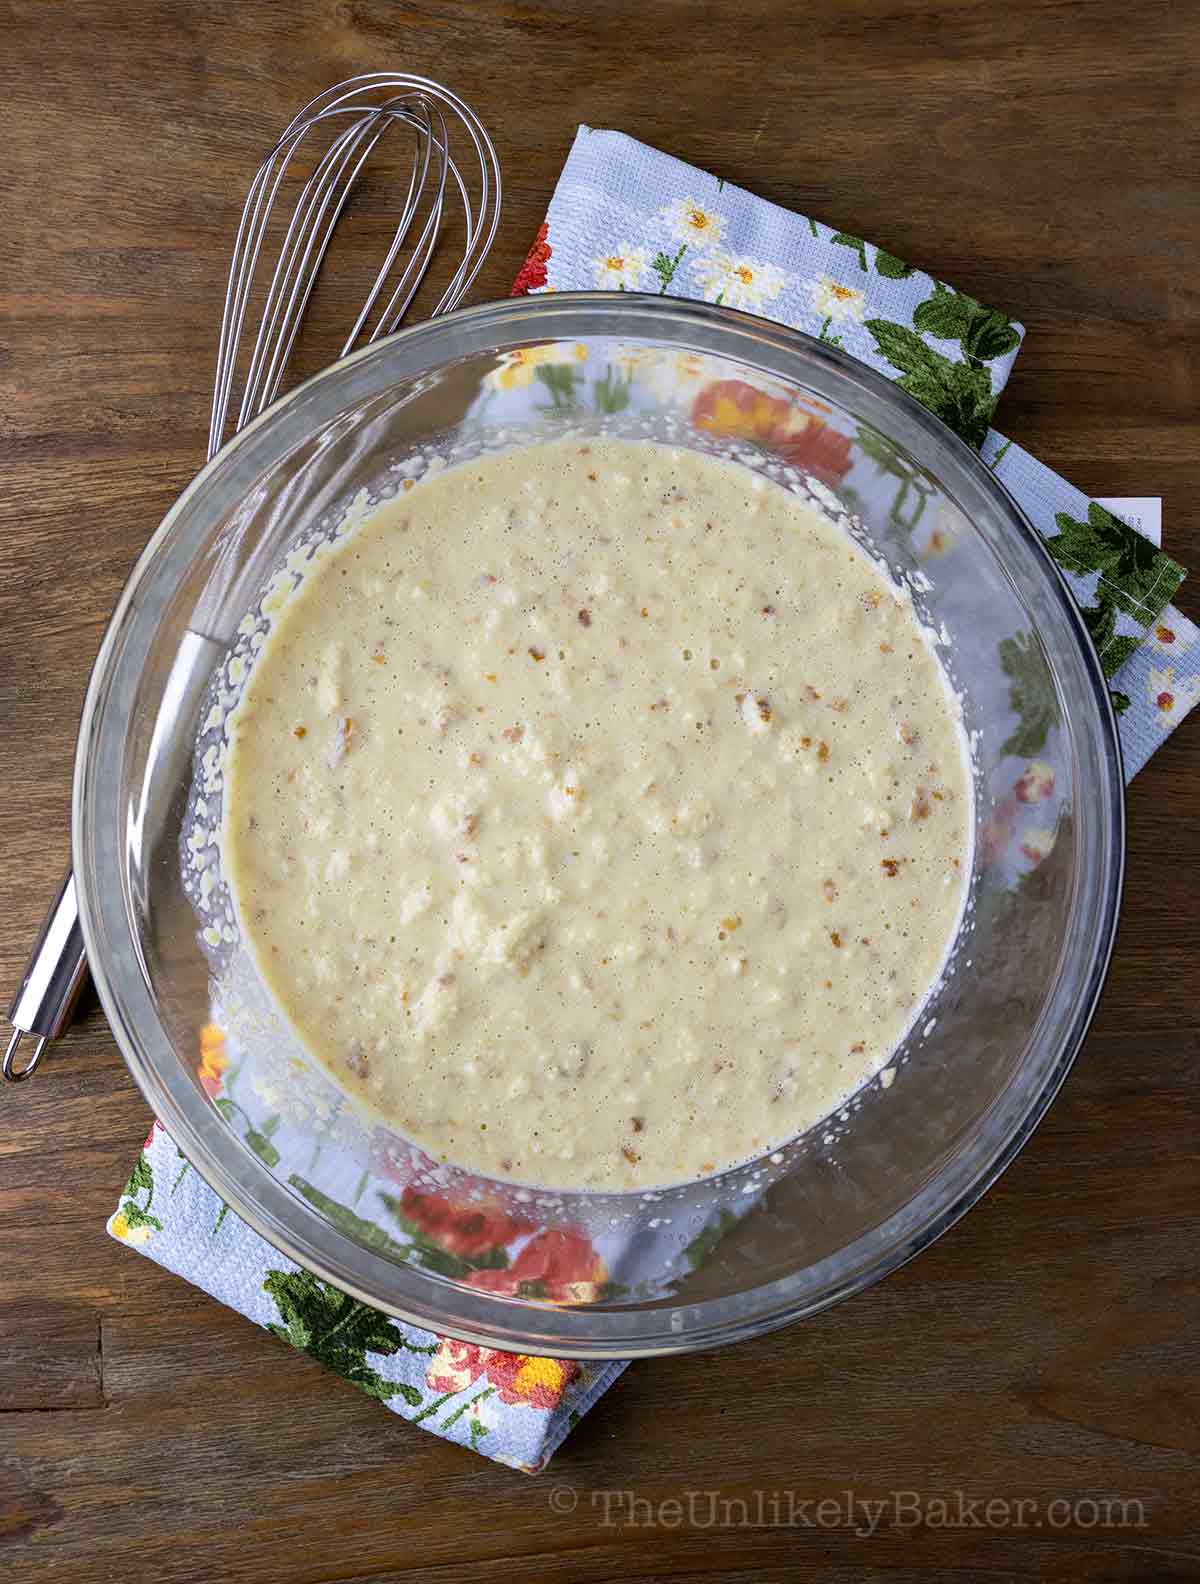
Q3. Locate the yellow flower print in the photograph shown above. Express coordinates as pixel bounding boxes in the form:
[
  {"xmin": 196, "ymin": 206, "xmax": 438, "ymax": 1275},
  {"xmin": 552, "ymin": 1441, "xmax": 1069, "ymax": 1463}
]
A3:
[
  {"xmin": 484, "ymin": 342, "xmax": 588, "ymax": 393},
  {"xmin": 198, "ymin": 1022, "xmax": 229, "ymax": 1098},
  {"xmin": 591, "ymin": 245, "xmax": 650, "ymax": 291},
  {"xmin": 660, "ymin": 196, "xmax": 726, "ymax": 247},
  {"xmin": 810, "ymin": 274, "xmax": 866, "ymax": 324},
  {"xmin": 691, "ymin": 251, "xmax": 790, "ymax": 312},
  {"xmin": 109, "ymin": 1210, "xmax": 153, "ymax": 1245}
]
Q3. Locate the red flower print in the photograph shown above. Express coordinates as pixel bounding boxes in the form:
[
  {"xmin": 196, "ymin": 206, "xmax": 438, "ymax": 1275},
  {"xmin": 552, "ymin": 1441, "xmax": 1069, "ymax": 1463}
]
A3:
[
  {"xmin": 426, "ymin": 1337, "xmax": 487, "ymax": 1395},
  {"xmin": 1014, "ymin": 760, "xmax": 1055, "ymax": 804},
  {"xmin": 691, "ymin": 379, "xmax": 853, "ymax": 485},
  {"xmin": 467, "ymin": 1228, "xmax": 607, "ymax": 1302},
  {"xmin": 1018, "ymin": 829, "xmax": 1056, "ymax": 867},
  {"xmin": 512, "ymin": 219, "xmax": 552, "ymax": 296},
  {"xmin": 424, "ymin": 1338, "xmax": 579, "ymax": 1411},
  {"xmin": 1157, "ymin": 690, "xmax": 1174, "ymax": 712},
  {"xmin": 980, "ymin": 790, "xmax": 1019, "ymax": 867},
  {"xmin": 482, "ymin": 1350, "xmax": 579, "ymax": 1409},
  {"xmin": 398, "ymin": 1185, "xmax": 530, "ymax": 1258}
]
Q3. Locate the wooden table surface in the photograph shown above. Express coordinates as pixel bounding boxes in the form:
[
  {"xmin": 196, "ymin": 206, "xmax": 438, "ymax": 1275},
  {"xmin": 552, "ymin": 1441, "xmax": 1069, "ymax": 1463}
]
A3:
[{"xmin": 2, "ymin": 2, "xmax": 1197, "ymax": 1580}]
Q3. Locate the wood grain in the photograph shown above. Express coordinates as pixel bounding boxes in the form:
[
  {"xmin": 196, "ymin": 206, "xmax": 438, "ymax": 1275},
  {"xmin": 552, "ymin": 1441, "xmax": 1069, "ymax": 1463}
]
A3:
[{"xmin": 1, "ymin": 1, "xmax": 1197, "ymax": 1581}]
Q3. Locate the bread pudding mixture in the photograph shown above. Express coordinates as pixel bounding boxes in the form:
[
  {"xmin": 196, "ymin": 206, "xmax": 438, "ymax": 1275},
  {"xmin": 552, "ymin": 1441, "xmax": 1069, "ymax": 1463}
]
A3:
[{"xmin": 223, "ymin": 439, "xmax": 971, "ymax": 1189}]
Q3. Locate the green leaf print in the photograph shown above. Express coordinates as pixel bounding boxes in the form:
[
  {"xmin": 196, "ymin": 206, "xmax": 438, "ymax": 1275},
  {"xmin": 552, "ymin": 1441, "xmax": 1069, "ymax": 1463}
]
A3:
[
  {"xmin": 816, "ymin": 315, "xmax": 844, "ymax": 349},
  {"xmin": 874, "ymin": 249, "xmax": 915, "ymax": 279},
  {"xmin": 245, "ymin": 1127, "xmax": 281, "ymax": 1169},
  {"xmin": 289, "ymin": 1176, "xmax": 414, "ymax": 1262},
  {"xmin": 1102, "ymin": 632, "xmax": 1142, "ymax": 673},
  {"xmin": 912, "ymin": 283, "xmax": 1021, "ymax": 363},
  {"xmin": 119, "ymin": 1151, "xmax": 163, "ymax": 1231},
  {"xmin": 864, "ymin": 319, "xmax": 997, "ymax": 449},
  {"xmin": 534, "ymin": 363, "xmax": 583, "ymax": 411},
  {"xmin": 999, "ymin": 631, "xmax": 1060, "ymax": 757},
  {"xmin": 263, "ymin": 1269, "xmax": 406, "ymax": 1405},
  {"xmin": 684, "ymin": 1208, "xmax": 738, "ymax": 1271},
  {"xmin": 1110, "ymin": 690, "xmax": 1132, "ymax": 714},
  {"xmin": 593, "ymin": 367, "xmax": 632, "ymax": 414},
  {"xmin": 651, "ymin": 243, "xmax": 687, "ymax": 294},
  {"xmin": 854, "ymin": 424, "xmax": 937, "ymax": 534},
  {"xmin": 1047, "ymin": 503, "xmax": 1184, "ymax": 624},
  {"xmin": 122, "ymin": 1154, "xmax": 153, "ymax": 1199},
  {"xmin": 122, "ymin": 1201, "xmax": 163, "ymax": 1233},
  {"xmin": 829, "ymin": 231, "xmax": 867, "ymax": 270}
]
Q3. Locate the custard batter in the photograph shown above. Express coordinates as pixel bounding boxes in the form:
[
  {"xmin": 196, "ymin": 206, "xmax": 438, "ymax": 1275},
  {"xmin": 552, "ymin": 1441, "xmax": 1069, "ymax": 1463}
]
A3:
[{"xmin": 222, "ymin": 439, "xmax": 971, "ymax": 1189}]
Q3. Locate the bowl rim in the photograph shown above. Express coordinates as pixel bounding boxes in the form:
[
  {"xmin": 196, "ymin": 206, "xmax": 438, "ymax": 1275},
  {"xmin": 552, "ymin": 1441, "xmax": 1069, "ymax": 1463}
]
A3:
[{"xmin": 74, "ymin": 291, "xmax": 1125, "ymax": 1357}]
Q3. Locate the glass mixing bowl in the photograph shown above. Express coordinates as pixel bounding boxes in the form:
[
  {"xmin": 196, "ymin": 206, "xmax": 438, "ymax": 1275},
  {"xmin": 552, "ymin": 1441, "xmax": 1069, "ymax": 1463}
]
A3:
[{"xmin": 74, "ymin": 294, "xmax": 1123, "ymax": 1357}]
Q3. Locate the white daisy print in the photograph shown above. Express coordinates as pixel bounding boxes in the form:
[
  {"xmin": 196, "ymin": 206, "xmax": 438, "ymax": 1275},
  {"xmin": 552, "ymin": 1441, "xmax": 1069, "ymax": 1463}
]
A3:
[
  {"xmin": 660, "ymin": 196, "xmax": 726, "ymax": 247},
  {"xmin": 1146, "ymin": 666, "xmax": 1200, "ymax": 727},
  {"xmin": 591, "ymin": 244, "xmax": 650, "ymax": 291},
  {"xmin": 810, "ymin": 274, "xmax": 867, "ymax": 324},
  {"xmin": 1148, "ymin": 615, "xmax": 1198, "ymax": 656},
  {"xmin": 691, "ymin": 251, "xmax": 791, "ymax": 312},
  {"xmin": 637, "ymin": 349, "xmax": 723, "ymax": 406},
  {"xmin": 484, "ymin": 342, "xmax": 587, "ymax": 393}
]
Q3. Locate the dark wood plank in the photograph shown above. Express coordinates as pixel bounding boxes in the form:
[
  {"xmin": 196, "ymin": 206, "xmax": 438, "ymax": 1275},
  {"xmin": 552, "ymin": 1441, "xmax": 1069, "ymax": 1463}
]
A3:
[
  {"xmin": 0, "ymin": 1300, "xmax": 104, "ymax": 1413},
  {"xmin": 1, "ymin": 1, "xmax": 1197, "ymax": 1581}
]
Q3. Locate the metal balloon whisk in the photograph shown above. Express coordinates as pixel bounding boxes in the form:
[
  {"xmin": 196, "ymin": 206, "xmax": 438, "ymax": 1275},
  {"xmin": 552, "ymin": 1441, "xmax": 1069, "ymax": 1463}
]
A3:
[
  {"xmin": 4, "ymin": 73, "xmax": 501, "ymax": 1082},
  {"xmin": 210, "ymin": 72, "xmax": 501, "ymax": 456}
]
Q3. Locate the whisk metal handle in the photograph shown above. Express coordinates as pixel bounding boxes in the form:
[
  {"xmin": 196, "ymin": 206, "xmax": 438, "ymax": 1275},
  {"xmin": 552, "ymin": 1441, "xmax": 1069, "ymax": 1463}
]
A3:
[{"xmin": 4, "ymin": 871, "xmax": 88, "ymax": 1081}]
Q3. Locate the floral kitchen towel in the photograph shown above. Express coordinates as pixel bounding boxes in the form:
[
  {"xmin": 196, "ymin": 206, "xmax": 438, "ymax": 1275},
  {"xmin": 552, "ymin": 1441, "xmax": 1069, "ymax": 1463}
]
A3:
[
  {"xmin": 108, "ymin": 125, "xmax": 1199, "ymax": 1477},
  {"xmin": 110, "ymin": 1115, "xmax": 627, "ymax": 1473},
  {"xmin": 513, "ymin": 126, "xmax": 1196, "ymax": 773}
]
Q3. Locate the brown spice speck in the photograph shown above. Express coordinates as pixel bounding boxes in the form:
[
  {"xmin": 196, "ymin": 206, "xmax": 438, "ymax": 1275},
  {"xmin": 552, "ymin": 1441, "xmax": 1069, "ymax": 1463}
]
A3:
[
  {"xmin": 292, "ymin": 725, "xmax": 306, "ymax": 739},
  {"xmin": 631, "ymin": 1117, "xmax": 644, "ymax": 1133},
  {"xmin": 881, "ymin": 858, "xmax": 901, "ymax": 877},
  {"xmin": 817, "ymin": 741, "xmax": 830, "ymax": 762},
  {"xmin": 831, "ymin": 697, "xmax": 849, "ymax": 713},
  {"xmin": 622, "ymin": 1147, "xmax": 640, "ymax": 1165},
  {"xmin": 822, "ymin": 879, "xmax": 837, "ymax": 902},
  {"xmin": 402, "ymin": 478, "xmax": 414, "ymax": 492},
  {"xmin": 910, "ymin": 787, "xmax": 931, "ymax": 821},
  {"xmin": 578, "ymin": 608, "xmax": 591, "ymax": 626},
  {"xmin": 502, "ymin": 724, "xmax": 524, "ymax": 743},
  {"xmin": 528, "ymin": 647, "xmax": 545, "ymax": 662},
  {"xmin": 830, "ymin": 930, "xmax": 843, "ymax": 947}
]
